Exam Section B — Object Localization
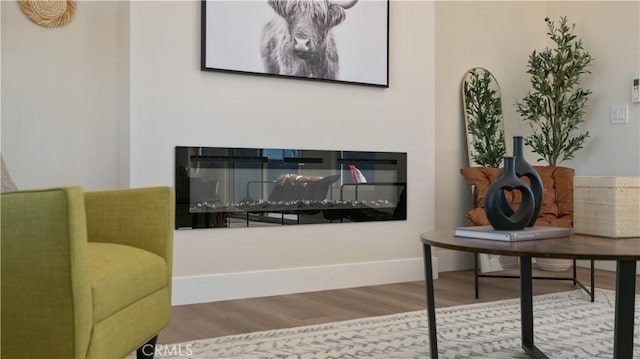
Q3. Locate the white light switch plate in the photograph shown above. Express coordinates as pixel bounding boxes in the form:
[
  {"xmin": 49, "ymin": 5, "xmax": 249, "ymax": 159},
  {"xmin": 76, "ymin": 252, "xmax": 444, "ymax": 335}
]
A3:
[{"xmin": 611, "ymin": 105, "xmax": 629, "ymax": 125}]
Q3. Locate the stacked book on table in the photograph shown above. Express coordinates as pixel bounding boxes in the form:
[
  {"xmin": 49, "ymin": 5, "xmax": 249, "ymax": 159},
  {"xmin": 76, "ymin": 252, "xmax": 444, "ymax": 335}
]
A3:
[{"xmin": 454, "ymin": 226, "xmax": 572, "ymax": 242}]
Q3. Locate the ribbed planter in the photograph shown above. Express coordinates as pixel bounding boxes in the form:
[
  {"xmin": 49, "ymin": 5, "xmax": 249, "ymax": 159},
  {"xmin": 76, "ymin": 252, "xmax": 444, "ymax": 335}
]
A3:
[{"xmin": 536, "ymin": 258, "xmax": 572, "ymax": 272}]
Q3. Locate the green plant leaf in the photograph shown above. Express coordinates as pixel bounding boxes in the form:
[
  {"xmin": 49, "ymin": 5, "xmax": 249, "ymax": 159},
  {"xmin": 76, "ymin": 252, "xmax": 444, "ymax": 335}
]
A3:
[
  {"xmin": 515, "ymin": 16, "xmax": 593, "ymax": 166},
  {"xmin": 463, "ymin": 69, "xmax": 506, "ymax": 167}
]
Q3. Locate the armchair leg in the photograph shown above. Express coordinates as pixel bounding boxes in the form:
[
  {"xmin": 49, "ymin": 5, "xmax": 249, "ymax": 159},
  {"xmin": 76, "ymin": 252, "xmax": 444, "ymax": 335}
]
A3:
[{"xmin": 137, "ymin": 336, "xmax": 158, "ymax": 359}]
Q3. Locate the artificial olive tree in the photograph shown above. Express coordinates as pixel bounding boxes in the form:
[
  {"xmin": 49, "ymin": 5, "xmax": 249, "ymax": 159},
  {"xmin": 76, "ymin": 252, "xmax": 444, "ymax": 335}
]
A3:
[{"xmin": 516, "ymin": 16, "xmax": 593, "ymax": 166}]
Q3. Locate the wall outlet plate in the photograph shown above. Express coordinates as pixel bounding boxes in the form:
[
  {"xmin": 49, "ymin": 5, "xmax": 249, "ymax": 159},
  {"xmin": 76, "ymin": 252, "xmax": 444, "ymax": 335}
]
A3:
[{"xmin": 611, "ymin": 105, "xmax": 629, "ymax": 124}]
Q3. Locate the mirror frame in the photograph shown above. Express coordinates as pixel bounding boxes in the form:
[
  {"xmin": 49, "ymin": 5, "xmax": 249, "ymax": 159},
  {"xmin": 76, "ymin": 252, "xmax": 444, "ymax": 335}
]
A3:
[
  {"xmin": 461, "ymin": 67, "xmax": 513, "ymax": 273},
  {"xmin": 461, "ymin": 67, "xmax": 506, "ymax": 168}
]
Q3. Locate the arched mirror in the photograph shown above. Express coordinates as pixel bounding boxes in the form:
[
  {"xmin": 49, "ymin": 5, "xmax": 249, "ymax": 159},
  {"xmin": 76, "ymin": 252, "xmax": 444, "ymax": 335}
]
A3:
[
  {"xmin": 461, "ymin": 68, "xmax": 513, "ymax": 273},
  {"xmin": 461, "ymin": 67, "xmax": 506, "ymax": 168}
]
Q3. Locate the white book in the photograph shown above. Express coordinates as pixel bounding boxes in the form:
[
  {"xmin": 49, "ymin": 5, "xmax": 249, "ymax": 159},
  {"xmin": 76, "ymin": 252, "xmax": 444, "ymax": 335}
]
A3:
[{"xmin": 454, "ymin": 226, "xmax": 572, "ymax": 241}]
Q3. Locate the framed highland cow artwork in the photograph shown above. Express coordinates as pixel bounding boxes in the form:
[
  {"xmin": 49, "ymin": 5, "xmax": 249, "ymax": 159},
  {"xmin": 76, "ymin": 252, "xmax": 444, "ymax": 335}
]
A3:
[{"xmin": 201, "ymin": 0, "xmax": 389, "ymax": 87}]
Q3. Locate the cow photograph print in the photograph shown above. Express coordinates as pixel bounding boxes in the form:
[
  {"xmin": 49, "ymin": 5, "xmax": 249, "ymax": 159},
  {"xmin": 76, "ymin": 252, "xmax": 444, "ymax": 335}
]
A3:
[{"xmin": 201, "ymin": 0, "xmax": 389, "ymax": 87}]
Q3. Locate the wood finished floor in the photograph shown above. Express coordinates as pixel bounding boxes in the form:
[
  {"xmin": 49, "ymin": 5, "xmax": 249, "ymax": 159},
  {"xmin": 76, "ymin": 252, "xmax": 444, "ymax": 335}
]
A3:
[{"xmin": 159, "ymin": 267, "xmax": 640, "ymax": 344}]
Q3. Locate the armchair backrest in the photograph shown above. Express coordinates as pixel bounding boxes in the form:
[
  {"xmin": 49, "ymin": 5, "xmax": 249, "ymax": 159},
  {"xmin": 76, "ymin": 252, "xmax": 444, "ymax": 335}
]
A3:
[
  {"xmin": 84, "ymin": 187, "xmax": 175, "ymax": 265},
  {"xmin": 1, "ymin": 187, "xmax": 93, "ymax": 358}
]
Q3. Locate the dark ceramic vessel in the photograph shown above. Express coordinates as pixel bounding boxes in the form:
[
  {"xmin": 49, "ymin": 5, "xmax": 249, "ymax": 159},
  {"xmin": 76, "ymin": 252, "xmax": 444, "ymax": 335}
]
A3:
[
  {"xmin": 494, "ymin": 137, "xmax": 544, "ymax": 227},
  {"xmin": 485, "ymin": 157, "xmax": 535, "ymax": 230},
  {"xmin": 512, "ymin": 136, "xmax": 544, "ymax": 226}
]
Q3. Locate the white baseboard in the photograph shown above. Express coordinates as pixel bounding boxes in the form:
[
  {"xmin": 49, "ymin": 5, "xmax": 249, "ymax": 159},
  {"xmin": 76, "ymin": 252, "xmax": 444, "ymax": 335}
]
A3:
[
  {"xmin": 433, "ymin": 248, "xmax": 474, "ymax": 272},
  {"xmin": 173, "ymin": 257, "xmax": 436, "ymax": 305},
  {"xmin": 173, "ymin": 254, "xmax": 634, "ymax": 305}
]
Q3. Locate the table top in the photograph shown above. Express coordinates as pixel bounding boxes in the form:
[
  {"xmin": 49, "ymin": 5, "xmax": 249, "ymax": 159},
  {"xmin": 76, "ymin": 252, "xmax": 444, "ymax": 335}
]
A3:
[{"xmin": 421, "ymin": 230, "xmax": 640, "ymax": 261}]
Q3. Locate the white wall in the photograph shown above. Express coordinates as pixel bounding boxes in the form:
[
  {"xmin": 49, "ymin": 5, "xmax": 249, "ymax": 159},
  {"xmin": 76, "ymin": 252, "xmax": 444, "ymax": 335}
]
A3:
[
  {"xmin": 1, "ymin": 0, "xmax": 436, "ymax": 305},
  {"xmin": 434, "ymin": 1, "xmax": 640, "ymax": 273},
  {"xmin": 435, "ymin": 2, "xmax": 639, "ymax": 234},
  {"xmin": 2, "ymin": 1, "xmax": 638, "ymax": 304},
  {"xmin": 548, "ymin": 1, "xmax": 640, "ymax": 273},
  {"xmin": 117, "ymin": 2, "xmax": 131, "ymax": 188},
  {"xmin": 547, "ymin": 1, "xmax": 640, "ymax": 176},
  {"xmin": 435, "ymin": 1, "xmax": 546, "ymax": 234},
  {"xmin": 1, "ymin": 1, "xmax": 124, "ymax": 191},
  {"xmin": 128, "ymin": 0, "xmax": 436, "ymax": 304}
]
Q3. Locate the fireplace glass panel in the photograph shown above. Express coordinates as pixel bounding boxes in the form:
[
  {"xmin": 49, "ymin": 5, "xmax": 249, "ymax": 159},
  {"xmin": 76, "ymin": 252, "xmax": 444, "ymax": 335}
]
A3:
[{"xmin": 175, "ymin": 146, "xmax": 407, "ymax": 229}]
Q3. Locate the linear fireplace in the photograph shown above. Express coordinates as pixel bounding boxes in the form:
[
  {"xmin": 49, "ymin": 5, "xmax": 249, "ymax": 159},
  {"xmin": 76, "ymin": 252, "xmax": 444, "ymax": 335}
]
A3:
[{"xmin": 175, "ymin": 146, "xmax": 407, "ymax": 229}]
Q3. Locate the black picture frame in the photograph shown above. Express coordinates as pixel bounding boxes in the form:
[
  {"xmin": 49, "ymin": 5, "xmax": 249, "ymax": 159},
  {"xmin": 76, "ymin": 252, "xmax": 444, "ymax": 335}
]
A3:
[{"xmin": 201, "ymin": 0, "xmax": 389, "ymax": 88}]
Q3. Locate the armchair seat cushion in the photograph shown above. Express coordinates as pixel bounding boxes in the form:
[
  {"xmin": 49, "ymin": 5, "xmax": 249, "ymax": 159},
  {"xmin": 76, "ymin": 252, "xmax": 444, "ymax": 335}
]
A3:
[{"xmin": 88, "ymin": 243, "xmax": 168, "ymax": 323}]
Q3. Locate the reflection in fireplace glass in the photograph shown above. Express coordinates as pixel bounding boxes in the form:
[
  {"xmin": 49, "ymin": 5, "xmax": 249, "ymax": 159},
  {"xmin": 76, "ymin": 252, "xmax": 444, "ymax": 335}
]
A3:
[{"xmin": 175, "ymin": 146, "xmax": 407, "ymax": 229}]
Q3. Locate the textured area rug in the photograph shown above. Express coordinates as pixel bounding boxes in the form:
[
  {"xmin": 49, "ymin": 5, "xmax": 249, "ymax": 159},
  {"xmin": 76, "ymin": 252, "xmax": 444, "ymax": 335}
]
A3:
[{"xmin": 157, "ymin": 289, "xmax": 639, "ymax": 358}]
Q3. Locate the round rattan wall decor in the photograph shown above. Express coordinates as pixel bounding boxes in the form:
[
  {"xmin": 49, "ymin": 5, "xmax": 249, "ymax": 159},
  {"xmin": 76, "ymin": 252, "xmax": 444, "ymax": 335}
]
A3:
[{"xmin": 19, "ymin": 0, "xmax": 76, "ymax": 28}]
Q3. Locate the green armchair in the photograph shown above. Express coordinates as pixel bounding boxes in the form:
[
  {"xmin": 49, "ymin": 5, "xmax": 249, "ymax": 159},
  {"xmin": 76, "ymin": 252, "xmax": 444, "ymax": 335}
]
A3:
[{"xmin": 1, "ymin": 186, "xmax": 174, "ymax": 359}]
